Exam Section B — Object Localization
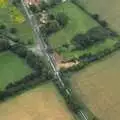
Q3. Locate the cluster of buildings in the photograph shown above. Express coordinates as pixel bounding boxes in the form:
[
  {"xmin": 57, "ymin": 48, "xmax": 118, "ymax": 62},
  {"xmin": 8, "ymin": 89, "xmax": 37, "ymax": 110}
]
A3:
[
  {"xmin": 24, "ymin": 0, "xmax": 40, "ymax": 5},
  {"xmin": 24, "ymin": 0, "xmax": 67, "ymax": 6}
]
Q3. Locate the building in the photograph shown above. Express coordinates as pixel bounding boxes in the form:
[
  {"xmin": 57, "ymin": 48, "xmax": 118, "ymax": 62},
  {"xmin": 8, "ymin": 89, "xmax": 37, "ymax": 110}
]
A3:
[{"xmin": 24, "ymin": 0, "xmax": 40, "ymax": 5}]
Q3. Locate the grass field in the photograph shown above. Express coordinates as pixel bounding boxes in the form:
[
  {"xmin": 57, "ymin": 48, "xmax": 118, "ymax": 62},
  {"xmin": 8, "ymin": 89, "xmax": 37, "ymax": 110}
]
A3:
[
  {"xmin": 71, "ymin": 50, "xmax": 120, "ymax": 120},
  {"xmin": 49, "ymin": 2, "xmax": 119, "ymax": 60},
  {"xmin": 0, "ymin": 51, "xmax": 32, "ymax": 90},
  {"xmin": 79, "ymin": 0, "xmax": 120, "ymax": 34},
  {"xmin": 0, "ymin": 82, "xmax": 75, "ymax": 120},
  {"xmin": 49, "ymin": 2, "xmax": 98, "ymax": 48},
  {"xmin": 62, "ymin": 38, "xmax": 118, "ymax": 60},
  {"xmin": 0, "ymin": 0, "xmax": 34, "ymax": 44}
]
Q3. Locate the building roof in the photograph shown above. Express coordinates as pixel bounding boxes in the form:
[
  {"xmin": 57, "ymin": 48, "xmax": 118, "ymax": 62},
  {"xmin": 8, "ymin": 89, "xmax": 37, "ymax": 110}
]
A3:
[{"xmin": 24, "ymin": 0, "xmax": 40, "ymax": 5}]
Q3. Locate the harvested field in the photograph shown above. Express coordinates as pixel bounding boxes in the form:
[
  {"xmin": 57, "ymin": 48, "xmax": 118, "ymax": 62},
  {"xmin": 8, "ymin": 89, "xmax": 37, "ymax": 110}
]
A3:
[
  {"xmin": 80, "ymin": 0, "xmax": 120, "ymax": 34},
  {"xmin": 0, "ymin": 51, "xmax": 32, "ymax": 90},
  {"xmin": 0, "ymin": 82, "xmax": 75, "ymax": 120},
  {"xmin": 71, "ymin": 51, "xmax": 120, "ymax": 120}
]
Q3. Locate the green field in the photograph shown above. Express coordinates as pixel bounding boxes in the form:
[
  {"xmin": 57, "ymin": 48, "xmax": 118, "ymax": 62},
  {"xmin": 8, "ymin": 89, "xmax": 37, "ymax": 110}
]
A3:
[
  {"xmin": 49, "ymin": 2, "xmax": 119, "ymax": 60},
  {"xmin": 0, "ymin": 82, "xmax": 75, "ymax": 120},
  {"xmin": 0, "ymin": 51, "xmax": 32, "ymax": 90},
  {"xmin": 49, "ymin": 2, "xmax": 98, "ymax": 49},
  {"xmin": 0, "ymin": 0, "xmax": 34, "ymax": 44},
  {"xmin": 71, "ymin": 51, "xmax": 120, "ymax": 120},
  {"xmin": 62, "ymin": 38, "xmax": 118, "ymax": 60},
  {"xmin": 79, "ymin": 0, "xmax": 120, "ymax": 34}
]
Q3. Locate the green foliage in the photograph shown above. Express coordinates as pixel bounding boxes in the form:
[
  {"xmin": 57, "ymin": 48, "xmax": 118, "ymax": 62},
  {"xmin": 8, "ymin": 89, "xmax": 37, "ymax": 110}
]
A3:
[
  {"xmin": 0, "ymin": 51, "xmax": 32, "ymax": 91},
  {"xmin": 0, "ymin": 1, "xmax": 34, "ymax": 45},
  {"xmin": 56, "ymin": 12, "xmax": 68, "ymax": 27},
  {"xmin": 29, "ymin": 4, "xmax": 39, "ymax": 13},
  {"xmin": 9, "ymin": 27, "xmax": 17, "ymax": 34},
  {"xmin": 0, "ymin": 43, "xmax": 54, "ymax": 101},
  {"xmin": 0, "ymin": 38, "xmax": 10, "ymax": 51},
  {"xmin": 49, "ymin": 2, "xmax": 98, "ymax": 48},
  {"xmin": 41, "ymin": 20, "xmax": 60, "ymax": 35},
  {"xmin": 72, "ymin": 27, "xmax": 111, "ymax": 50},
  {"xmin": 0, "ymin": 23, "xmax": 6, "ymax": 29}
]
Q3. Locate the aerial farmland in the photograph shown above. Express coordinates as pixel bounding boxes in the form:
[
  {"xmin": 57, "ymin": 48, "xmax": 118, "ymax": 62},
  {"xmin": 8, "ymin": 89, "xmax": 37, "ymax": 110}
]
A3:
[
  {"xmin": 79, "ymin": 0, "xmax": 120, "ymax": 34},
  {"xmin": 1, "ymin": 0, "xmax": 120, "ymax": 120},
  {"xmin": 0, "ymin": 83, "xmax": 75, "ymax": 120},
  {"xmin": 71, "ymin": 51, "xmax": 120, "ymax": 120}
]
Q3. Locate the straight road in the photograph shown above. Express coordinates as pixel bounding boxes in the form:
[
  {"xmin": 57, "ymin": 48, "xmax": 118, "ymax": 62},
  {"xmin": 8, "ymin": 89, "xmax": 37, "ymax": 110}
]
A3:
[
  {"xmin": 21, "ymin": 0, "xmax": 65, "ymax": 88},
  {"xmin": 21, "ymin": 1, "xmax": 88, "ymax": 120}
]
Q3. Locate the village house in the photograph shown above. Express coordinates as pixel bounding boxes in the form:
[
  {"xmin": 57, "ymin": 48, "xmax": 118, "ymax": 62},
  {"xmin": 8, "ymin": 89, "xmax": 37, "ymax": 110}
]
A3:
[{"xmin": 24, "ymin": 0, "xmax": 40, "ymax": 5}]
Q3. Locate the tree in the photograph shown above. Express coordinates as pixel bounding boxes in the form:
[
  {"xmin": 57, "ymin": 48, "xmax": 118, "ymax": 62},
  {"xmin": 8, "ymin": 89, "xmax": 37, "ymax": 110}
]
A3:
[
  {"xmin": 10, "ymin": 44, "xmax": 27, "ymax": 58},
  {"xmin": 9, "ymin": 27, "xmax": 17, "ymax": 34},
  {"xmin": 12, "ymin": 0, "xmax": 21, "ymax": 6},
  {"xmin": 100, "ymin": 20, "xmax": 108, "ymax": 28},
  {"xmin": 56, "ymin": 12, "xmax": 68, "ymax": 27},
  {"xmin": 0, "ymin": 39, "xmax": 10, "ymax": 51},
  {"xmin": 0, "ymin": 24, "xmax": 6, "ymax": 29},
  {"xmin": 92, "ymin": 14, "xmax": 99, "ymax": 21},
  {"xmin": 72, "ymin": 27, "xmax": 110, "ymax": 50},
  {"xmin": 47, "ymin": 0, "xmax": 61, "ymax": 7},
  {"xmin": 29, "ymin": 5, "xmax": 39, "ymax": 13},
  {"xmin": 43, "ymin": 20, "xmax": 60, "ymax": 35},
  {"xmin": 39, "ymin": 1, "xmax": 48, "ymax": 10}
]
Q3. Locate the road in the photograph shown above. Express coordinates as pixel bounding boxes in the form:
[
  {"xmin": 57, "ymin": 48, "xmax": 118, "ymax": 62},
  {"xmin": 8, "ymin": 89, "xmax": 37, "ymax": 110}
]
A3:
[
  {"xmin": 21, "ymin": 0, "xmax": 65, "ymax": 88},
  {"xmin": 21, "ymin": 1, "xmax": 88, "ymax": 120}
]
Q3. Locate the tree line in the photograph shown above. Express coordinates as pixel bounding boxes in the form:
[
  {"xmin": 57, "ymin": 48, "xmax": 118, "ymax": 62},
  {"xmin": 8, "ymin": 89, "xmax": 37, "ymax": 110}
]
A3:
[
  {"xmin": 40, "ymin": 12, "xmax": 69, "ymax": 36},
  {"xmin": 61, "ymin": 40, "xmax": 120, "ymax": 73},
  {"xmin": 72, "ymin": 27, "xmax": 115, "ymax": 50},
  {"xmin": 0, "ymin": 38, "xmax": 10, "ymax": 52},
  {"xmin": 0, "ymin": 42, "xmax": 54, "ymax": 101}
]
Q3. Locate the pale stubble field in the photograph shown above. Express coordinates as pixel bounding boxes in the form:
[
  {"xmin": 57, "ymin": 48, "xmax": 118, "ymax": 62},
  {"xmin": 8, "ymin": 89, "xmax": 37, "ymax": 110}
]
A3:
[
  {"xmin": 0, "ymin": 82, "xmax": 75, "ymax": 120},
  {"xmin": 72, "ymin": 51, "xmax": 120, "ymax": 120}
]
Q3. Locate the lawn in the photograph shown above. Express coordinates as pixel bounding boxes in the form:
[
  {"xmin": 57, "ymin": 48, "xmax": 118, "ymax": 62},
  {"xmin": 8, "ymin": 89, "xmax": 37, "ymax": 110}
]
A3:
[
  {"xmin": 79, "ymin": 0, "xmax": 120, "ymax": 34},
  {"xmin": 0, "ymin": 51, "xmax": 32, "ymax": 90},
  {"xmin": 49, "ymin": 2, "xmax": 98, "ymax": 48},
  {"xmin": 0, "ymin": 82, "xmax": 75, "ymax": 120},
  {"xmin": 0, "ymin": 0, "xmax": 34, "ymax": 44},
  {"xmin": 71, "ymin": 51, "xmax": 120, "ymax": 120}
]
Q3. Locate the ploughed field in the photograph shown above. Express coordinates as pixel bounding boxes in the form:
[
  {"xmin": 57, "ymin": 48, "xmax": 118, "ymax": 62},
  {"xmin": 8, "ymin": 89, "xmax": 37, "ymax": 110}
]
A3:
[
  {"xmin": 0, "ymin": 51, "xmax": 32, "ymax": 90},
  {"xmin": 0, "ymin": 82, "xmax": 75, "ymax": 120},
  {"xmin": 71, "ymin": 51, "xmax": 120, "ymax": 120},
  {"xmin": 80, "ymin": 0, "xmax": 120, "ymax": 34}
]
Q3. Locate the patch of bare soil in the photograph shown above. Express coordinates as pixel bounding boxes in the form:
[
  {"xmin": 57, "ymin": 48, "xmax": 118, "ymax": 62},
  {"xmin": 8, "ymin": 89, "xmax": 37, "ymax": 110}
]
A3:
[{"xmin": 54, "ymin": 52, "xmax": 79, "ymax": 69}]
